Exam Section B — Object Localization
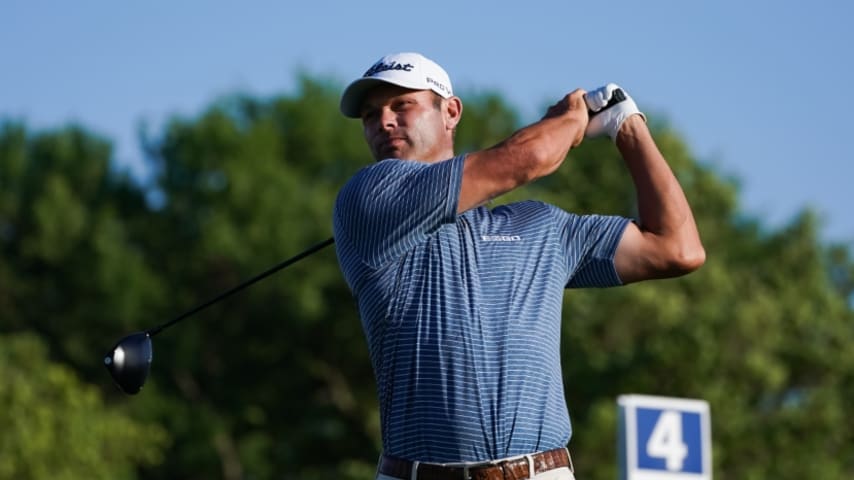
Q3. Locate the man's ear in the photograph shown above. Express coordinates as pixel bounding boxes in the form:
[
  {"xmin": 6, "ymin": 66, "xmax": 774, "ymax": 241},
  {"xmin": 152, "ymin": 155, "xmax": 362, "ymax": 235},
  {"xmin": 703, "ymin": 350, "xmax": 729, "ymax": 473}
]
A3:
[{"xmin": 444, "ymin": 96, "xmax": 463, "ymax": 131}]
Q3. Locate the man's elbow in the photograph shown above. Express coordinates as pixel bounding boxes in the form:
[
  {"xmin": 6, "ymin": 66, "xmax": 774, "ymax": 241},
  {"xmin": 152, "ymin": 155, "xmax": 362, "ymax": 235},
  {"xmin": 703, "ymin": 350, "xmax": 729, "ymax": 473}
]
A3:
[
  {"xmin": 511, "ymin": 133, "xmax": 567, "ymax": 183},
  {"xmin": 666, "ymin": 243, "xmax": 706, "ymax": 276}
]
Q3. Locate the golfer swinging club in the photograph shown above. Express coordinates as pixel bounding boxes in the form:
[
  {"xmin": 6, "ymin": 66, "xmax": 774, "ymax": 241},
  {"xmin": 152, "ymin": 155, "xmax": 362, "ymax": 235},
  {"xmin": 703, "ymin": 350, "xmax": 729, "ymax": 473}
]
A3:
[{"xmin": 333, "ymin": 52, "xmax": 704, "ymax": 480}]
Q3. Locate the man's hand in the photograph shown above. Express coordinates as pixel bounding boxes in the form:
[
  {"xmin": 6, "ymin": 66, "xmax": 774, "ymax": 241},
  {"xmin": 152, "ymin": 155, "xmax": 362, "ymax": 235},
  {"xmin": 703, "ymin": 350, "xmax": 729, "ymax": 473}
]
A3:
[
  {"xmin": 543, "ymin": 89, "xmax": 589, "ymax": 147},
  {"xmin": 584, "ymin": 83, "xmax": 646, "ymax": 141}
]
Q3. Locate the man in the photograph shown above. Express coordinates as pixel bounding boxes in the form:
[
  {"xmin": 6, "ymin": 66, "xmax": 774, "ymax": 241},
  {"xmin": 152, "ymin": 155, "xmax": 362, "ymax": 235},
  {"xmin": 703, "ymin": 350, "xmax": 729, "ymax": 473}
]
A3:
[{"xmin": 333, "ymin": 52, "xmax": 704, "ymax": 480}]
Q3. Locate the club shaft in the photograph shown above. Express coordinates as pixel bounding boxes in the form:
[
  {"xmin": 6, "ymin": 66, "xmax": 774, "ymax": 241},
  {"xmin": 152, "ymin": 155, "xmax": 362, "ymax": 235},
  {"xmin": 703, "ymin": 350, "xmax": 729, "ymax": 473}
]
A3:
[{"xmin": 147, "ymin": 237, "xmax": 335, "ymax": 337}]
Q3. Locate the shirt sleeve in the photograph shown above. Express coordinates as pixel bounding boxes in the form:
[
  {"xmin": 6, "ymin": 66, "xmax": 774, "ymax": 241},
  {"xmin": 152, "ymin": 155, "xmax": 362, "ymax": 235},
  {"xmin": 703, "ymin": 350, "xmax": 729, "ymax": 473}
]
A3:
[
  {"xmin": 551, "ymin": 207, "xmax": 631, "ymax": 288},
  {"xmin": 333, "ymin": 155, "xmax": 465, "ymax": 268}
]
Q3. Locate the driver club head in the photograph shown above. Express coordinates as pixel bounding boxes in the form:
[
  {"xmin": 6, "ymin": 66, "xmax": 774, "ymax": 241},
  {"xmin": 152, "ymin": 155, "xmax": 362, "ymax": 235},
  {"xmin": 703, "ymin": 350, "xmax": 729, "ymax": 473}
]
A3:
[{"xmin": 104, "ymin": 332, "xmax": 152, "ymax": 395}]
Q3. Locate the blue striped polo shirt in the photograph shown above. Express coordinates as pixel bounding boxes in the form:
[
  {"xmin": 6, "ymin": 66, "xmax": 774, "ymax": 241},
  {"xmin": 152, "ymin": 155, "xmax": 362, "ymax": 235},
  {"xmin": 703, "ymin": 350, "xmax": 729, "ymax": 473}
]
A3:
[{"xmin": 333, "ymin": 155, "xmax": 629, "ymax": 463}]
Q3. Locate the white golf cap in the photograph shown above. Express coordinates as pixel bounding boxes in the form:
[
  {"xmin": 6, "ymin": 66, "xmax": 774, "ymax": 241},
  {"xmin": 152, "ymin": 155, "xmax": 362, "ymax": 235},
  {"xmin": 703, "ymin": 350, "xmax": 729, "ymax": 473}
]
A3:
[{"xmin": 340, "ymin": 52, "xmax": 453, "ymax": 118}]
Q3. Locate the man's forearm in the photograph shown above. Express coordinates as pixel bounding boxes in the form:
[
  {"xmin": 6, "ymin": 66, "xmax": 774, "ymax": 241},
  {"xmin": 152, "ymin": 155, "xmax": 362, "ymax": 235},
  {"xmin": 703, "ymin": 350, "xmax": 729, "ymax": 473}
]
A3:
[
  {"xmin": 616, "ymin": 116, "xmax": 705, "ymax": 274},
  {"xmin": 617, "ymin": 117, "xmax": 695, "ymax": 235},
  {"xmin": 458, "ymin": 90, "xmax": 588, "ymax": 213}
]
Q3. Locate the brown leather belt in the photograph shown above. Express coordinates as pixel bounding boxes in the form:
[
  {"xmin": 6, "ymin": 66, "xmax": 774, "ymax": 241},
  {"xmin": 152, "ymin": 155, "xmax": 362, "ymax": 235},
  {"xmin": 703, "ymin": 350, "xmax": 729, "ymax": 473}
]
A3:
[{"xmin": 378, "ymin": 447, "xmax": 572, "ymax": 480}]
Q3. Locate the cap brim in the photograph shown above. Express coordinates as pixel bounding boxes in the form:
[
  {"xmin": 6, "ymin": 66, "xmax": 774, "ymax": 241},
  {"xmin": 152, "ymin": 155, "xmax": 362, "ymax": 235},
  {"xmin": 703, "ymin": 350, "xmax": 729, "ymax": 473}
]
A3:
[
  {"xmin": 340, "ymin": 78, "xmax": 388, "ymax": 118},
  {"xmin": 340, "ymin": 75, "xmax": 440, "ymax": 118}
]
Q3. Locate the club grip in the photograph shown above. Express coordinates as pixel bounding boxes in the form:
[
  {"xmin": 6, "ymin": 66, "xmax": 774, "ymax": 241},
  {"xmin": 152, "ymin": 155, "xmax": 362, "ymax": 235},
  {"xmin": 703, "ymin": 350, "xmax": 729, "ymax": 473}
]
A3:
[{"xmin": 587, "ymin": 88, "xmax": 627, "ymax": 117}]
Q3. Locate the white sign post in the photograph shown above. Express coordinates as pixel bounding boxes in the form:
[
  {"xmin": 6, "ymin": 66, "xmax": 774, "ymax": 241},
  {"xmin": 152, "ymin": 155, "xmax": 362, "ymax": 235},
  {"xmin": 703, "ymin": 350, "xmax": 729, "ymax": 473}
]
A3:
[{"xmin": 618, "ymin": 395, "xmax": 712, "ymax": 480}]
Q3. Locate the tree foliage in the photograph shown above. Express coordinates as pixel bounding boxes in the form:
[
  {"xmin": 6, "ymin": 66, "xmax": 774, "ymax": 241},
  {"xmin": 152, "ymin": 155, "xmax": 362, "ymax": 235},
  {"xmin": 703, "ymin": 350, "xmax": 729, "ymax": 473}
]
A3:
[
  {"xmin": 1, "ymin": 75, "xmax": 852, "ymax": 479},
  {"xmin": 0, "ymin": 333, "xmax": 168, "ymax": 479}
]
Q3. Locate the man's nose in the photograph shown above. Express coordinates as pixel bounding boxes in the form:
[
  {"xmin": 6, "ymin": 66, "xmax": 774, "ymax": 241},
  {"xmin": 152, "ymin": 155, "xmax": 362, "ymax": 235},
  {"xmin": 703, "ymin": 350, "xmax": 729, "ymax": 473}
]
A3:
[{"xmin": 380, "ymin": 107, "xmax": 397, "ymax": 130}]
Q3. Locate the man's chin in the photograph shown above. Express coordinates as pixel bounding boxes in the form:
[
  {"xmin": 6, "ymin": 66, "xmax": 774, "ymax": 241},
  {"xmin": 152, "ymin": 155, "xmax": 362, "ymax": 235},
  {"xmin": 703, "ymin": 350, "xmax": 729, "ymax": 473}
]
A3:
[{"xmin": 376, "ymin": 147, "xmax": 408, "ymax": 160}]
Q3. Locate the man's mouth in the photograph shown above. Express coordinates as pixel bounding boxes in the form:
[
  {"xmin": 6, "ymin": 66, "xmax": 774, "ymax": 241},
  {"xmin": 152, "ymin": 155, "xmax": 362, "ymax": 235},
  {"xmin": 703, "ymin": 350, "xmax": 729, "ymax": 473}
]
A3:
[{"xmin": 378, "ymin": 137, "xmax": 407, "ymax": 152}]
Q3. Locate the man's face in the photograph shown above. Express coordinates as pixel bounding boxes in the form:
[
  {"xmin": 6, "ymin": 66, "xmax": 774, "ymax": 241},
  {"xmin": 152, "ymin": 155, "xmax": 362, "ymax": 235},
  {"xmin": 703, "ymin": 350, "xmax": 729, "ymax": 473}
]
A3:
[{"xmin": 360, "ymin": 85, "xmax": 451, "ymax": 162}]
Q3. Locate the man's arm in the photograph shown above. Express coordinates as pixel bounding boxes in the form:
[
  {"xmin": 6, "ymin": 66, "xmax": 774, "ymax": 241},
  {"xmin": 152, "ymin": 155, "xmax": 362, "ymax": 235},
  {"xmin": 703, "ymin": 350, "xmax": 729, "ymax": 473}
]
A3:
[
  {"xmin": 457, "ymin": 89, "xmax": 589, "ymax": 213},
  {"xmin": 613, "ymin": 116, "xmax": 705, "ymax": 283}
]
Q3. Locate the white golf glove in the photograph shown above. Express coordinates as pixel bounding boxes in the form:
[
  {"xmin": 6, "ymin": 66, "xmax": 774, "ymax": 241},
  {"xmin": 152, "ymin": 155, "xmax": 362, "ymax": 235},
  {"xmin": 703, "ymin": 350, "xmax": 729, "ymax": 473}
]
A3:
[{"xmin": 584, "ymin": 83, "xmax": 646, "ymax": 141}]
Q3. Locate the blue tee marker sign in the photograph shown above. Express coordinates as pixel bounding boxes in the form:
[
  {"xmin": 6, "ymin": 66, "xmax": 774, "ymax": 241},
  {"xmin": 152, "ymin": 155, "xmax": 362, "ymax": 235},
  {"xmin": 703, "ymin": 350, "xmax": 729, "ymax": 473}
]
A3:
[{"xmin": 618, "ymin": 395, "xmax": 712, "ymax": 480}]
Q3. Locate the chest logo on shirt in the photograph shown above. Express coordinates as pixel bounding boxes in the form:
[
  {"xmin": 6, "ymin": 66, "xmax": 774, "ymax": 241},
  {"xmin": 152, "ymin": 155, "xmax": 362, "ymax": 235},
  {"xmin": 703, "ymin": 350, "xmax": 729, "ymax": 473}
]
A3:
[{"xmin": 481, "ymin": 234, "xmax": 522, "ymax": 242}]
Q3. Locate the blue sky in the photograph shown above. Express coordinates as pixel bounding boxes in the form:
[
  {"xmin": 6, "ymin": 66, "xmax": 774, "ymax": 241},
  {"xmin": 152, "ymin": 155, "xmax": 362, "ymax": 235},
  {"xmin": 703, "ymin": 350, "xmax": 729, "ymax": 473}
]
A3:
[{"xmin": 2, "ymin": 1, "xmax": 852, "ymax": 245}]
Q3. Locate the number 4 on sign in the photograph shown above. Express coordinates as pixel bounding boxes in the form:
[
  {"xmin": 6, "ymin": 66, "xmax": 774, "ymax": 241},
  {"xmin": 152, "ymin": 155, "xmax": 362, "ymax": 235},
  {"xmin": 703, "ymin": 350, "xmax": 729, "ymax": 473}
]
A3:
[
  {"xmin": 646, "ymin": 410, "xmax": 689, "ymax": 471},
  {"xmin": 618, "ymin": 394, "xmax": 712, "ymax": 480}
]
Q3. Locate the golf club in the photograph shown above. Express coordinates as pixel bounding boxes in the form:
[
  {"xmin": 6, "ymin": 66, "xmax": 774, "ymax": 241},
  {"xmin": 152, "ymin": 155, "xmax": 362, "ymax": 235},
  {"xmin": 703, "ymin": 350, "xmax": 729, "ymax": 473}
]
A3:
[{"xmin": 104, "ymin": 236, "xmax": 335, "ymax": 395}]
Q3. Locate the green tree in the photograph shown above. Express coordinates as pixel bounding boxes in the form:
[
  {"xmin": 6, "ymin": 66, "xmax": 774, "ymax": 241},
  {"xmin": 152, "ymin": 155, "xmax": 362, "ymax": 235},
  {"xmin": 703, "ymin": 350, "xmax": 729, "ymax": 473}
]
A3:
[
  {"xmin": 0, "ymin": 122, "xmax": 170, "ymax": 478},
  {"xmin": 135, "ymin": 78, "xmax": 376, "ymax": 479},
  {"xmin": 0, "ymin": 332, "xmax": 168, "ymax": 479},
  {"xmin": 0, "ymin": 121, "xmax": 164, "ymax": 374}
]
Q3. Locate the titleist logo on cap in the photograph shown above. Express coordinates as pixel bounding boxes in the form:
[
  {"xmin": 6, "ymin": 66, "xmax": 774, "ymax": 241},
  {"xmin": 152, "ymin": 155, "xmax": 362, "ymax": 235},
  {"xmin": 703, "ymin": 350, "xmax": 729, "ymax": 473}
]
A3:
[{"xmin": 364, "ymin": 61, "xmax": 414, "ymax": 77}]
